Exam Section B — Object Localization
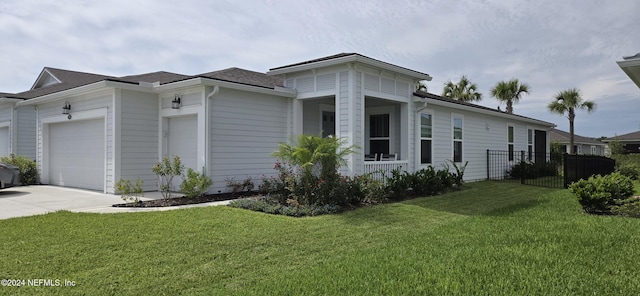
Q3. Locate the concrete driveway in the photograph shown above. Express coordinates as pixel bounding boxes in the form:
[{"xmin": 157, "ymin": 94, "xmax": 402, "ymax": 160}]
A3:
[{"xmin": 0, "ymin": 185, "xmax": 231, "ymax": 220}]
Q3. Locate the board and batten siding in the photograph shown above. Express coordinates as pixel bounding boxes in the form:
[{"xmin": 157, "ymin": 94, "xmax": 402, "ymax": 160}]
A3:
[
  {"xmin": 209, "ymin": 88, "xmax": 290, "ymax": 193},
  {"xmin": 118, "ymin": 90, "xmax": 159, "ymax": 191},
  {"xmin": 36, "ymin": 90, "xmax": 114, "ymax": 192}
]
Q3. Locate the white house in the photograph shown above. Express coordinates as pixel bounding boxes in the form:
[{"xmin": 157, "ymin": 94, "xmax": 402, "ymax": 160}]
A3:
[
  {"xmin": 617, "ymin": 53, "xmax": 640, "ymax": 88},
  {"xmin": 549, "ymin": 128, "xmax": 606, "ymax": 155},
  {"xmin": 4, "ymin": 53, "xmax": 555, "ymax": 194}
]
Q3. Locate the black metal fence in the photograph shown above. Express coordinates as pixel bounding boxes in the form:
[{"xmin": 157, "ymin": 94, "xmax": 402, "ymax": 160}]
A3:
[
  {"xmin": 487, "ymin": 150, "xmax": 564, "ymax": 188},
  {"xmin": 487, "ymin": 150, "xmax": 616, "ymax": 188},
  {"xmin": 564, "ymin": 154, "xmax": 616, "ymax": 188}
]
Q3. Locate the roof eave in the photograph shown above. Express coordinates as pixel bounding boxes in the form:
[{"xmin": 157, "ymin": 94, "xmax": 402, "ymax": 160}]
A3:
[
  {"xmin": 17, "ymin": 81, "xmax": 111, "ymax": 106},
  {"xmin": 155, "ymin": 77, "xmax": 297, "ymax": 97},
  {"xmin": 267, "ymin": 54, "xmax": 432, "ymax": 81},
  {"xmin": 423, "ymin": 96, "xmax": 556, "ymax": 127},
  {"xmin": 617, "ymin": 58, "xmax": 640, "ymax": 88}
]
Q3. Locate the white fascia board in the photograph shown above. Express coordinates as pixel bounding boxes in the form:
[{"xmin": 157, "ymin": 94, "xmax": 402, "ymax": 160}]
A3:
[
  {"xmin": 617, "ymin": 58, "xmax": 640, "ymax": 87},
  {"xmin": 18, "ymin": 81, "xmax": 112, "ymax": 106},
  {"xmin": 0, "ymin": 98, "xmax": 24, "ymax": 104},
  {"xmin": 425, "ymin": 97, "xmax": 556, "ymax": 128},
  {"xmin": 155, "ymin": 77, "xmax": 297, "ymax": 97},
  {"xmin": 267, "ymin": 55, "xmax": 433, "ymax": 81}
]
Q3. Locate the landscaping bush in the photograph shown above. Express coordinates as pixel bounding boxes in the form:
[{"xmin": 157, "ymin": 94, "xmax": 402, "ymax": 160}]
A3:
[
  {"xmin": 385, "ymin": 168, "xmax": 414, "ymax": 199},
  {"xmin": 0, "ymin": 154, "xmax": 38, "ymax": 185},
  {"xmin": 569, "ymin": 172, "xmax": 635, "ymax": 214},
  {"xmin": 180, "ymin": 168, "xmax": 213, "ymax": 198},
  {"xmin": 508, "ymin": 160, "xmax": 558, "ymax": 180},
  {"xmin": 611, "ymin": 197, "xmax": 640, "ymax": 218},
  {"xmin": 228, "ymin": 196, "xmax": 341, "ymax": 217},
  {"xmin": 616, "ymin": 163, "xmax": 640, "ymax": 180},
  {"xmin": 152, "ymin": 155, "xmax": 185, "ymax": 199},
  {"xmin": 114, "ymin": 178, "xmax": 144, "ymax": 203}
]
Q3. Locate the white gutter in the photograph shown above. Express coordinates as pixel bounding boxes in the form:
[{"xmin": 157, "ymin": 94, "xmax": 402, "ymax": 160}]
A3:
[{"xmin": 155, "ymin": 77, "xmax": 297, "ymax": 97}]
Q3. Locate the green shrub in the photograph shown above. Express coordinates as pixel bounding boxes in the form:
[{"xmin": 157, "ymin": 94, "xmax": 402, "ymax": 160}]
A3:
[
  {"xmin": 569, "ymin": 172, "xmax": 635, "ymax": 214},
  {"xmin": 180, "ymin": 168, "xmax": 213, "ymax": 198},
  {"xmin": 114, "ymin": 178, "xmax": 144, "ymax": 203},
  {"xmin": 0, "ymin": 154, "xmax": 38, "ymax": 185},
  {"xmin": 508, "ymin": 161, "xmax": 558, "ymax": 180},
  {"xmin": 228, "ymin": 196, "xmax": 340, "ymax": 217},
  {"xmin": 616, "ymin": 164, "xmax": 640, "ymax": 180},
  {"xmin": 152, "ymin": 156, "xmax": 185, "ymax": 199},
  {"xmin": 385, "ymin": 168, "xmax": 414, "ymax": 199},
  {"xmin": 611, "ymin": 198, "xmax": 640, "ymax": 218}
]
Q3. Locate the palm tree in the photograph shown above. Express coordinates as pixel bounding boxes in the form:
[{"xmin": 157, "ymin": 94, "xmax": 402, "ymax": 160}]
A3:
[
  {"xmin": 490, "ymin": 79, "xmax": 530, "ymax": 114},
  {"xmin": 547, "ymin": 88, "xmax": 596, "ymax": 154},
  {"xmin": 416, "ymin": 81, "xmax": 428, "ymax": 92},
  {"xmin": 442, "ymin": 75, "xmax": 482, "ymax": 102}
]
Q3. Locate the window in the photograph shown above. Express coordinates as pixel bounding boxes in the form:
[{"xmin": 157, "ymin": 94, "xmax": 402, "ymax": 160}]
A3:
[
  {"xmin": 321, "ymin": 111, "xmax": 335, "ymax": 138},
  {"xmin": 591, "ymin": 146, "xmax": 597, "ymax": 155},
  {"xmin": 370, "ymin": 114, "xmax": 390, "ymax": 155},
  {"xmin": 420, "ymin": 113, "xmax": 432, "ymax": 164},
  {"xmin": 452, "ymin": 115, "xmax": 463, "ymax": 163},
  {"xmin": 527, "ymin": 129, "xmax": 533, "ymax": 160},
  {"xmin": 508, "ymin": 125, "xmax": 514, "ymax": 161}
]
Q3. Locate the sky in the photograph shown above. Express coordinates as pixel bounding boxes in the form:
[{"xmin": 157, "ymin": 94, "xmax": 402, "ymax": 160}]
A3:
[{"xmin": 1, "ymin": 0, "xmax": 639, "ymax": 138}]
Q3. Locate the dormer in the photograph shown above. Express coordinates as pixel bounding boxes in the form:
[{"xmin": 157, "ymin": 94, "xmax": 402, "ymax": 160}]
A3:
[{"xmin": 31, "ymin": 68, "xmax": 62, "ymax": 89}]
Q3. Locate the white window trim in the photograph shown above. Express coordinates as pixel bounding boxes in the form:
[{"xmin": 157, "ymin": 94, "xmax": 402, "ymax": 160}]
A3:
[
  {"xmin": 527, "ymin": 127, "xmax": 534, "ymax": 160},
  {"xmin": 365, "ymin": 106, "xmax": 395, "ymax": 155},
  {"xmin": 319, "ymin": 104, "xmax": 336, "ymax": 137},
  {"xmin": 507, "ymin": 123, "xmax": 515, "ymax": 161},
  {"xmin": 452, "ymin": 113, "xmax": 463, "ymax": 163},
  {"xmin": 417, "ymin": 110, "xmax": 434, "ymax": 165}
]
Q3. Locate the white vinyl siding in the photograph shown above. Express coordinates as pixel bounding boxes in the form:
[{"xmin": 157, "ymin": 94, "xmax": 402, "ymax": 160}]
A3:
[
  {"xmin": 119, "ymin": 91, "xmax": 158, "ymax": 191},
  {"xmin": 209, "ymin": 88, "xmax": 290, "ymax": 193},
  {"xmin": 16, "ymin": 106, "xmax": 36, "ymax": 159}
]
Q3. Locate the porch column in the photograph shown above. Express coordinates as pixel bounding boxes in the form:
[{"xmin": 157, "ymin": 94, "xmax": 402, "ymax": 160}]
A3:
[
  {"xmin": 400, "ymin": 102, "xmax": 411, "ymax": 173},
  {"xmin": 292, "ymin": 98, "xmax": 303, "ymax": 136}
]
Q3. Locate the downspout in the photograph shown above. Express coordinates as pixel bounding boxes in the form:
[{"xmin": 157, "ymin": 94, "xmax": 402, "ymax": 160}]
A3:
[{"xmin": 204, "ymin": 86, "xmax": 220, "ymax": 184}]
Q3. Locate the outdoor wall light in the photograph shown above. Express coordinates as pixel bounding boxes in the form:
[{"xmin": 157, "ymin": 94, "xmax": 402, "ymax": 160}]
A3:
[
  {"xmin": 62, "ymin": 101, "xmax": 71, "ymax": 115},
  {"xmin": 171, "ymin": 95, "xmax": 181, "ymax": 109}
]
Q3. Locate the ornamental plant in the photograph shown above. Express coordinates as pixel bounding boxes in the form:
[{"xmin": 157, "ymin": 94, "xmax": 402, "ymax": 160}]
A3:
[
  {"xmin": 0, "ymin": 154, "xmax": 38, "ymax": 185},
  {"xmin": 569, "ymin": 172, "xmax": 634, "ymax": 214},
  {"xmin": 179, "ymin": 168, "xmax": 213, "ymax": 198},
  {"xmin": 114, "ymin": 178, "xmax": 144, "ymax": 203},
  {"xmin": 152, "ymin": 155, "xmax": 184, "ymax": 199}
]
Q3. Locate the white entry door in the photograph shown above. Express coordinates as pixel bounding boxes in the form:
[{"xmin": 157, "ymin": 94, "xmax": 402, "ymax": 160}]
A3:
[
  {"xmin": 0, "ymin": 126, "xmax": 9, "ymax": 158},
  {"xmin": 167, "ymin": 116, "xmax": 197, "ymax": 184},
  {"xmin": 49, "ymin": 118, "xmax": 105, "ymax": 191}
]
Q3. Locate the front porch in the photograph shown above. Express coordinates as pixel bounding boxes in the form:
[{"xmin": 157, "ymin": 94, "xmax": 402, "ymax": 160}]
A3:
[{"xmin": 298, "ymin": 95, "xmax": 412, "ymax": 180}]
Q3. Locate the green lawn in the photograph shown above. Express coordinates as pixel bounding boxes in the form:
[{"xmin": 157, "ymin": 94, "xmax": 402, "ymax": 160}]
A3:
[{"xmin": 2, "ymin": 181, "xmax": 640, "ymax": 295}]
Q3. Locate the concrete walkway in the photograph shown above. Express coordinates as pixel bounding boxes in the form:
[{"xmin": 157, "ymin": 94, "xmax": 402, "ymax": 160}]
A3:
[{"xmin": 0, "ymin": 185, "xmax": 232, "ymax": 220}]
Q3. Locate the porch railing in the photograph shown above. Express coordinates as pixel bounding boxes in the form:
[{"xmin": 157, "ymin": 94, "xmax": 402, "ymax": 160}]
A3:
[{"xmin": 363, "ymin": 160, "xmax": 409, "ymax": 182}]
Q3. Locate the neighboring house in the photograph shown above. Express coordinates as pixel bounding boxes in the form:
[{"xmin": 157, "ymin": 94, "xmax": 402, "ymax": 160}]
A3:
[
  {"xmin": 603, "ymin": 130, "xmax": 640, "ymax": 154},
  {"xmin": 617, "ymin": 53, "xmax": 640, "ymax": 88},
  {"xmin": 549, "ymin": 128, "xmax": 606, "ymax": 155},
  {"xmin": 3, "ymin": 53, "xmax": 555, "ymax": 194}
]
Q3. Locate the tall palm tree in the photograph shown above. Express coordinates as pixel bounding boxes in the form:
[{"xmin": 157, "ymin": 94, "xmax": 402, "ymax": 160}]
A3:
[
  {"xmin": 547, "ymin": 88, "xmax": 596, "ymax": 154},
  {"xmin": 490, "ymin": 79, "xmax": 530, "ymax": 114},
  {"xmin": 442, "ymin": 75, "xmax": 482, "ymax": 102}
]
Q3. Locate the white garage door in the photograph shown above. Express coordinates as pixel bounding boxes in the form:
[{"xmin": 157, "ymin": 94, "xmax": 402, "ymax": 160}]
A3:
[
  {"xmin": 49, "ymin": 118, "xmax": 105, "ymax": 191},
  {"xmin": 168, "ymin": 116, "xmax": 197, "ymax": 184},
  {"xmin": 0, "ymin": 126, "xmax": 8, "ymax": 158}
]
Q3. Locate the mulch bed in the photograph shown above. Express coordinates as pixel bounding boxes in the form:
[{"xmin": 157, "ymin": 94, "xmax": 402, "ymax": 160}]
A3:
[{"xmin": 112, "ymin": 191, "xmax": 259, "ymax": 208}]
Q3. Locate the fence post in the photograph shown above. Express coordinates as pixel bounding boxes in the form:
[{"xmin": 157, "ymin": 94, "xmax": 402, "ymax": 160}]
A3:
[
  {"xmin": 563, "ymin": 153, "xmax": 568, "ymax": 188},
  {"xmin": 486, "ymin": 149, "xmax": 490, "ymax": 180},
  {"xmin": 520, "ymin": 150, "xmax": 525, "ymax": 184}
]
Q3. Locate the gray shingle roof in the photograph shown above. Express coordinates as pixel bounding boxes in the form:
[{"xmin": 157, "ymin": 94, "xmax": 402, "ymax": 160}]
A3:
[
  {"xmin": 197, "ymin": 67, "xmax": 283, "ymax": 89},
  {"xmin": 14, "ymin": 68, "xmax": 114, "ymax": 99},
  {"xmin": 549, "ymin": 128, "xmax": 603, "ymax": 145},
  {"xmin": 605, "ymin": 130, "xmax": 640, "ymax": 141},
  {"xmin": 112, "ymin": 71, "xmax": 191, "ymax": 85},
  {"xmin": 414, "ymin": 90, "xmax": 555, "ymax": 126},
  {"xmin": 269, "ymin": 52, "xmax": 431, "ymax": 78}
]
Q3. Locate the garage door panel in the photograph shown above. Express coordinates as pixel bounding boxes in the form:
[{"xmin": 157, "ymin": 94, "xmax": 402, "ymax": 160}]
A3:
[{"xmin": 49, "ymin": 119, "xmax": 104, "ymax": 191}]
